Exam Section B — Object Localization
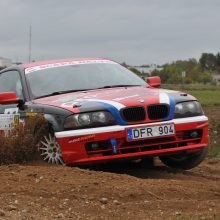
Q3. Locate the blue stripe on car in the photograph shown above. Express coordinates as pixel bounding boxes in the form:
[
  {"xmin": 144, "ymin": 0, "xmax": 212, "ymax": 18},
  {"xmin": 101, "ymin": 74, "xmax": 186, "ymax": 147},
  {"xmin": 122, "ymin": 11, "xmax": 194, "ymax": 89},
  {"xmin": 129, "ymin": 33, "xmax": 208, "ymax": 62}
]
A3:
[
  {"xmin": 163, "ymin": 96, "xmax": 176, "ymax": 121},
  {"xmin": 91, "ymin": 101, "xmax": 128, "ymax": 125}
]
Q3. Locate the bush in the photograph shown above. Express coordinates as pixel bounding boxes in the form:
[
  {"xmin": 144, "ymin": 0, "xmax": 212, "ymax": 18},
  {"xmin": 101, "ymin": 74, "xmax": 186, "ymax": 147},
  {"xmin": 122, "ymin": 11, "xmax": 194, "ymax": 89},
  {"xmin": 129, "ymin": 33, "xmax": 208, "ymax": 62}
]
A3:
[{"xmin": 0, "ymin": 114, "xmax": 49, "ymax": 165}]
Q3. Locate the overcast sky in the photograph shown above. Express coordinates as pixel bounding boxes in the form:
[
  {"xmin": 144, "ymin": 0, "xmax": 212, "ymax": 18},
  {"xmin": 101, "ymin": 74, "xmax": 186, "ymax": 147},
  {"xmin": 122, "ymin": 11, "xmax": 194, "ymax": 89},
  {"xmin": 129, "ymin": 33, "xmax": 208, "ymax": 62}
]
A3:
[{"xmin": 0, "ymin": 0, "xmax": 220, "ymax": 65}]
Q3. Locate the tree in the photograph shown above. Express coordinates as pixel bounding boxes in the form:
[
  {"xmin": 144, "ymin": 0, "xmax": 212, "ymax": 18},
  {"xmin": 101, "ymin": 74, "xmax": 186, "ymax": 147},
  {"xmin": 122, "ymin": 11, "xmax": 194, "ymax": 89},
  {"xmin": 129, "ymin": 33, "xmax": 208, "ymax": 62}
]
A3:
[
  {"xmin": 0, "ymin": 66, "xmax": 6, "ymax": 71},
  {"xmin": 129, "ymin": 67, "xmax": 142, "ymax": 76},
  {"xmin": 199, "ymin": 53, "xmax": 217, "ymax": 71},
  {"xmin": 155, "ymin": 59, "xmax": 198, "ymax": 84},
  {"xmin": 121, "ymin": 62, "xmax": 129, "ymax": 68},
  {"xmin": 199, "ymin": 70, "xmax": 212, "ymax": 84},
  {"xmin": 188, "ymin": 66, "xmax": 201, "ymax": 83},
  {"xmin": 216, "ymin": 53, "xmax": 220, "ymax": 73}
]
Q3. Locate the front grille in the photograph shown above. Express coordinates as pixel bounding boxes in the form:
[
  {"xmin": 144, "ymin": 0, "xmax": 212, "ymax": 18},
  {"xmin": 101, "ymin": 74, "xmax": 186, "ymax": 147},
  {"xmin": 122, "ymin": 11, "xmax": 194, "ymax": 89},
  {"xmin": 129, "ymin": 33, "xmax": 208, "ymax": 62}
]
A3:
[
  {"xmin": 85, "ymin": 135, "xmax": 202, "ymax": 156},
  {"xmin": 121, "ymin": 106, "xmax": 146, "ymax": 122},
  {"xmin": 147, "ymin": 104, "xmax": 169, "ymax": 120}
]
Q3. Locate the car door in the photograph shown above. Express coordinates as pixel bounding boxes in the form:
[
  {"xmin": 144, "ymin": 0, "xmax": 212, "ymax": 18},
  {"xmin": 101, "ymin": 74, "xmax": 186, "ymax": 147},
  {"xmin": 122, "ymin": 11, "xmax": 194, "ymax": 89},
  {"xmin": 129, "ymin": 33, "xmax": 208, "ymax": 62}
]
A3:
[{"xmin": 0, "ymin": 70, "xmax": 24, "ymax": 131}]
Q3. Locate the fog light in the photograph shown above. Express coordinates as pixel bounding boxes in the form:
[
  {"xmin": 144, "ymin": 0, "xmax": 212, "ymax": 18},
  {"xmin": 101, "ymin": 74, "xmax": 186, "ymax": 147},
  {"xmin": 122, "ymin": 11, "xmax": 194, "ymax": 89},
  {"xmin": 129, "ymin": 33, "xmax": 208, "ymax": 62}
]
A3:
[
  {"xmin": 91, "ymin": 142, "xmax": 100, "ymax": 150},
  {"xmin": 190, "ymin": 131, "xmax": 199, "ymax": 138}
]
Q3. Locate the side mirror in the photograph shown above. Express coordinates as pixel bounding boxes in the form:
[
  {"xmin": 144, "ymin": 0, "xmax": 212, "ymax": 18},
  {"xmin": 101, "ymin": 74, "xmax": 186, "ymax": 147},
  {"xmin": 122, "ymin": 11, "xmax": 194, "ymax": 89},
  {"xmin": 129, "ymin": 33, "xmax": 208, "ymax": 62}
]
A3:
[
  {"xmin": 0, "ymin": 92, "xmax": 20, "ymax": 104},
  {"xmin": 146, "ymin": 76, "xmax": 161, "ymax": 88}
]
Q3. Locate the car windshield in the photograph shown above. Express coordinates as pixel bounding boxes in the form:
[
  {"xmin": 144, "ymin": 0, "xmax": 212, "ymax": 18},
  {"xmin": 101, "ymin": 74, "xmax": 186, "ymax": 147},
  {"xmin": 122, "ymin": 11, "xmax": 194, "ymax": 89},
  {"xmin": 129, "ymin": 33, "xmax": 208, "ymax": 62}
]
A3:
[{"xmin": 26, "ymin": 62, "xmax": 146, "ymax": 98}]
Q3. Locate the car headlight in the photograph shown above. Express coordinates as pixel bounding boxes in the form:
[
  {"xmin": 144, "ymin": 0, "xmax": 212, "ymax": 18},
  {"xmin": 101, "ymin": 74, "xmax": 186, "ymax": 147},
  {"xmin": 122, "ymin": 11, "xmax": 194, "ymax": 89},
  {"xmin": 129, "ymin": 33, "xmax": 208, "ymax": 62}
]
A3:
[
  {"xmin": 63, "ymin": 111, "xmax": 116, "ymax": 129},
  {"xmin": 78, "ymin": 114, "xmax": 91, "ymax": 126},
  {"xmin": 174, "ymin": 101, "xmax": 204, "ymax": 118}
]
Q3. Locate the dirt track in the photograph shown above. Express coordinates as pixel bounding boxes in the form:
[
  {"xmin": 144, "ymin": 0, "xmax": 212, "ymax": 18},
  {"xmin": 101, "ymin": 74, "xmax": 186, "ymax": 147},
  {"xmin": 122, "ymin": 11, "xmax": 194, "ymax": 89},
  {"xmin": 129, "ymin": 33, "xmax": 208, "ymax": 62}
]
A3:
[
  {"xmin": 0, "ymin": 106, "xmax": 219, "ymax": 220},
  {"xmin": 0, "ymin": 158, "xmax": 220, "ymax": 220}
]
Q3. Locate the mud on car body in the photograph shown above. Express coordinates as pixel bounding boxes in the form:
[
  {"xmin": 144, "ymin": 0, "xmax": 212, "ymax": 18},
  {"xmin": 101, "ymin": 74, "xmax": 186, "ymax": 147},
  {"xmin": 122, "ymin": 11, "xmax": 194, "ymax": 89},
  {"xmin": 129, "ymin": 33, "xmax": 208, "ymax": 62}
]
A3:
[{"xmin": 0, "ymin": 58, "xmax": 208, "ymax": 169}]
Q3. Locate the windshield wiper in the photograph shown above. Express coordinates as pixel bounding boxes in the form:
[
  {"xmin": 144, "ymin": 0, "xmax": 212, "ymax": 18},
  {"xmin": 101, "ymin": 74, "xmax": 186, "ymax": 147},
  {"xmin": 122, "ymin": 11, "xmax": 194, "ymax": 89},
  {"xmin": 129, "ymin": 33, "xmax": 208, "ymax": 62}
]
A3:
[
  {"xmin": 35, "ymin": 85, "xmax": 141, "ymax": 99},
  {"xmin": 96, "ymin": 85, "xmax": 141, "ymax": 89},
  {"xmin": 35, "ymin": 89, "xmax": 88, "ymax": 99}
]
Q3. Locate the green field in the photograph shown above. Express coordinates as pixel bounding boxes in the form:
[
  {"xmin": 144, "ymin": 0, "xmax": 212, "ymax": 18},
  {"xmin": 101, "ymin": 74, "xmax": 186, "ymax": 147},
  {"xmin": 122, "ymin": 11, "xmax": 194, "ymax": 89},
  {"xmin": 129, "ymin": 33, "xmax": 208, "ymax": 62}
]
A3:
[
  {"xmin": 183, "ymin": 90, "xmax": 220, "ymax": 107},
  {"xmin": 162, "ymin": 84, "xmax": 220, "ymax": 107}
]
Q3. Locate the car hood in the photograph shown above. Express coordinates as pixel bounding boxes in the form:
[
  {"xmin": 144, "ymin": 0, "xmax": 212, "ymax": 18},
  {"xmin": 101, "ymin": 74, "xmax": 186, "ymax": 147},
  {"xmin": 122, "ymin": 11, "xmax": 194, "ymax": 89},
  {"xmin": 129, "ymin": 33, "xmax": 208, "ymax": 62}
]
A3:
[{"xmin": 33, "ymin": 86, "xmax": 195, "ymax": 115}]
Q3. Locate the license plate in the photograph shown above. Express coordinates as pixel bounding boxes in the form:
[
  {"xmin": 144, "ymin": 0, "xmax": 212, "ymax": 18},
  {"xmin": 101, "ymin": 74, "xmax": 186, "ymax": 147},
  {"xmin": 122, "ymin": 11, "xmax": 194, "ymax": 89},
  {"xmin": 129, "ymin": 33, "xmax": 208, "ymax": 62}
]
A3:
[{"xmin": 127, "ymin": 123, "xmax": 175, "ymax": 141}]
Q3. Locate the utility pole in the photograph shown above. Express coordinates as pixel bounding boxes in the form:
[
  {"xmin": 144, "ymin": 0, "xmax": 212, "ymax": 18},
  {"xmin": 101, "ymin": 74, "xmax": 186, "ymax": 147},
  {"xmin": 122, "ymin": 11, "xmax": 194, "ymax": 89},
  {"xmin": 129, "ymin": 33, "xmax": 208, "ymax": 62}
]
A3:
[
  {"xmin": 28, "ymin": 25, "xmax": 32, "ymax": 63},
  {"xmin": 181, "ymin": 70, "xmax": 186, "ymax": 88}
]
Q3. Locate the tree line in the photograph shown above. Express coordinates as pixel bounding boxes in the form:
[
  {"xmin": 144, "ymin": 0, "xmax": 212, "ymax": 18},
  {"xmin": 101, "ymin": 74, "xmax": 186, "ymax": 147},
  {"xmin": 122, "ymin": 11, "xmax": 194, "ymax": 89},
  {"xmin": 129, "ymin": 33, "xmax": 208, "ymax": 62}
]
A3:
[{"xmin": 128, "ymin": 52, "xmax": 220, "ymax": 84}]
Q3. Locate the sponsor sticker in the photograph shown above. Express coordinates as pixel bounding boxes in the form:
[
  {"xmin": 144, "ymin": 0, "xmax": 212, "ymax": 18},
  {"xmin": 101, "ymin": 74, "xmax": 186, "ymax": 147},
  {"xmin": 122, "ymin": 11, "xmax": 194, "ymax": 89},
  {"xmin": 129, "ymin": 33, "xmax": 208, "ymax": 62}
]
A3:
[
  {"xmin": 0, "ymin": 114, "xmax": 20, "ymax": 130},
  {"xmin": 4, "ymin": 108, "xmax": 18, "ymax": 114},
  {"xmin": 25, "ymin": 112, "xmax": 38, "ymax": 117},
  {"xmin": 68, "ymin": 135, "xmax": 95, "ymax": 144},
  {"xmin": 25, "ymin": 60, "xmax": 116, "ymax": 74},
  {"xmin": 113, "ymin": 94, "xmax": 140, "ymax": 101}
]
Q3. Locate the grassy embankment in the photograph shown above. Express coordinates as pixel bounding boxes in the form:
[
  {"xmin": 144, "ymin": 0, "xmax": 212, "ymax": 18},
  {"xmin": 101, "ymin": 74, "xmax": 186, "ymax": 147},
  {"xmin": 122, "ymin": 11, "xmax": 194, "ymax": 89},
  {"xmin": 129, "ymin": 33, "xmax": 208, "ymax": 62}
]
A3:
[
  {"xmin": 163, "ymin": 84, "xmax": 220, "ymax": 156},
  {"xmin": 163, "ymin": 84, "xmax": 220, "ymax": 107}
]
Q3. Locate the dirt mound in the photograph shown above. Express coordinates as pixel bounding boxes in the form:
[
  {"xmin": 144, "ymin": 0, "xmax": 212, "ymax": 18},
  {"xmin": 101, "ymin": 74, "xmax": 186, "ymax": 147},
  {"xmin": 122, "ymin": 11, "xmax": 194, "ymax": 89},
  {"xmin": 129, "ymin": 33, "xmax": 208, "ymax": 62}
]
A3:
[
  {"xmin": 0, "ymin": 159, "xmax": 220, "ymax": 220},
  {"xmin": 0, "ymin": 115, "xmax": 48, "ymax": 165}
]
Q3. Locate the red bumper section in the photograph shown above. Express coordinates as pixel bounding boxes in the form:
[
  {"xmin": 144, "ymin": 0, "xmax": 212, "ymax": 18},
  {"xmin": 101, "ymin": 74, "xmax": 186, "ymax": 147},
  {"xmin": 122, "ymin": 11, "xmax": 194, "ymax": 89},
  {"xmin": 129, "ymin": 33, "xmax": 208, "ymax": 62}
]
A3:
[{"xmin": 55, "ymin": 117, "xmax": 208, "ymax": 165}]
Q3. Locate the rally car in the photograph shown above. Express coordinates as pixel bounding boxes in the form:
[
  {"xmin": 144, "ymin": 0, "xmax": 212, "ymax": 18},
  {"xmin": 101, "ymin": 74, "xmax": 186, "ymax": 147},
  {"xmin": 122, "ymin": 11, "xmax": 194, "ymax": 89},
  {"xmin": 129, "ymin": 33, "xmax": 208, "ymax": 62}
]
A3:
[{"xmin": 0, "ymin": 58, "xmax": 208, "ymax": 169}]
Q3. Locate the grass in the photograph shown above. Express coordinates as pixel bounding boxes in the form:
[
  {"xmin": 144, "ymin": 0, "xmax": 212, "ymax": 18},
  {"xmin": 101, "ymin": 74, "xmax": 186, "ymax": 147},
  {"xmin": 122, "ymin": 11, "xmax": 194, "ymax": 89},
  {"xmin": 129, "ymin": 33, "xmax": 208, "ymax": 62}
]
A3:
[
  {"xmin": 182, "ymin": 90, "xmax": 220, "ymax": 107},
  {"xmin": 162, "ymin": 84, "xmax": 220, "ymax": 107}
]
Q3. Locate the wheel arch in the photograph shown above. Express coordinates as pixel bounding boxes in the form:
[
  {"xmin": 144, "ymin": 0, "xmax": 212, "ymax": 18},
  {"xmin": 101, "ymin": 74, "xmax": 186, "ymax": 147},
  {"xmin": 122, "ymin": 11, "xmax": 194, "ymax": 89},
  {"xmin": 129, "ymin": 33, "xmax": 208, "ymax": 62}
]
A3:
[{"xmin": 44, "ymin": 114, "xmax": 64, "ymax": 132}]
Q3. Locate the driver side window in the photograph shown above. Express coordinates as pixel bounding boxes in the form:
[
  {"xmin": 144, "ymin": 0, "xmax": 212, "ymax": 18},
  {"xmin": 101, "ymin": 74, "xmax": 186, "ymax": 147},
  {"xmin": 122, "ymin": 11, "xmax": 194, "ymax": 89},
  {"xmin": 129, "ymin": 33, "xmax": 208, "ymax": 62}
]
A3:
[{"xmin": 0, "ymin": 70, "xmax": 24, "ymax": 99}]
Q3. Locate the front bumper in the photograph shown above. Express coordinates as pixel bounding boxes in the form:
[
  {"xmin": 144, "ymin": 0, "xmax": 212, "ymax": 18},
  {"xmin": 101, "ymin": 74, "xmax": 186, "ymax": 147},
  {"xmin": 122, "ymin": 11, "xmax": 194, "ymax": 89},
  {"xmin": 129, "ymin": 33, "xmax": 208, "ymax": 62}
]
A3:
[{"xmin": 55, "ymin": 116, "xmax": 208, "ymax": 165}]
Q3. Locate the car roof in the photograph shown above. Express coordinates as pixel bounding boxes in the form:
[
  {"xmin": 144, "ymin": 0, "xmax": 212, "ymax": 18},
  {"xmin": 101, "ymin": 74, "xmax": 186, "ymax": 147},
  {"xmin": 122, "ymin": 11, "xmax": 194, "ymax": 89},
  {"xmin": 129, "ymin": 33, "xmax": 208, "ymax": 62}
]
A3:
[{"xmin": 22, "ymin": 58, "xmax": 112, "ymax": 69}]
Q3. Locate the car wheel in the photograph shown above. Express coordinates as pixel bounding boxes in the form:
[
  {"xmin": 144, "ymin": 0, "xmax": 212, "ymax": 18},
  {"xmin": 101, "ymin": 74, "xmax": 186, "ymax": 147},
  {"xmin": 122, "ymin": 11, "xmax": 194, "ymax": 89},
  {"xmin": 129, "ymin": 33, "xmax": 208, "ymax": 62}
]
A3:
[
  {"xmin": 39, "ymin": 133, "xmax": 64, "ymax": 165},
  {"xmin": 159, "ymin": 148, "xmax": 207, "ymax": 170}
]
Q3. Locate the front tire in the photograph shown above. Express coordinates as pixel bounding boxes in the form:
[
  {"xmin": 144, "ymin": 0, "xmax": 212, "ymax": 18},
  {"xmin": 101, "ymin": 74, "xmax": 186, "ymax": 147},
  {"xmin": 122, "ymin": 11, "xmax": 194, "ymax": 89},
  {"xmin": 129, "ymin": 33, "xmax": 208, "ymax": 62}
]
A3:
[
  {"xmin": 39, "ymin": 133, "xmax": 64, "ymax": 165},
  {"xmin": 159, "ymin": 148, "xmax": 207, "ymax": 170}
]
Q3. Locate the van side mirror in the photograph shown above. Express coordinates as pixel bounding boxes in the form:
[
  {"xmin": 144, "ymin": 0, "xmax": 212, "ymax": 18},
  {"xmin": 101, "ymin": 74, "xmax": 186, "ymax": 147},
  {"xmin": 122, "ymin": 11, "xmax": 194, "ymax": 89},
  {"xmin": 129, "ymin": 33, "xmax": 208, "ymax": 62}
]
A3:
[{"xmin": 146, "ymin": 76, "xmax": 161, "ymax": 88}]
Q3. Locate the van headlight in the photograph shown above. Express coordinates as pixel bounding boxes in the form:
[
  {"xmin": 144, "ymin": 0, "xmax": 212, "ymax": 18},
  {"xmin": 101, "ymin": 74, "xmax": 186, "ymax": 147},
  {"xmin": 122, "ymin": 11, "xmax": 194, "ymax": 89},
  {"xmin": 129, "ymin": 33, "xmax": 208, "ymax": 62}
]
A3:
[
  {"xmin": 174, "ymin": 101, "xmax": 204, "ymax": 118},
  {"xmin": 64, "ymin": 111, "xmax": 116, "ymax": 129}
]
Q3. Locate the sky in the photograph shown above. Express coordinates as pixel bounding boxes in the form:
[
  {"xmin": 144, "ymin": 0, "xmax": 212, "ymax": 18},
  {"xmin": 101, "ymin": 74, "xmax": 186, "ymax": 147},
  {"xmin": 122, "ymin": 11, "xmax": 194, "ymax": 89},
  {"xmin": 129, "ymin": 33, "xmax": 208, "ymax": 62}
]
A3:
[{"xmin": 0, "ymin": 0, "xmax": 220, "ymax": 65}]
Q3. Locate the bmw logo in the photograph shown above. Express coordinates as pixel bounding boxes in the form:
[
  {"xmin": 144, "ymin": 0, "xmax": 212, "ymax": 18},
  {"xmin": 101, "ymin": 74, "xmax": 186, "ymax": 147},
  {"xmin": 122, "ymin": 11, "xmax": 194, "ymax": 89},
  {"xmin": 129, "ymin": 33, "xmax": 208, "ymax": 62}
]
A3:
[{"xmin": 139, "ymin": 99, "xmax": 145, "ymax": 103}]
